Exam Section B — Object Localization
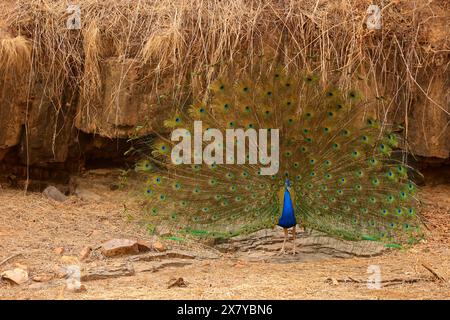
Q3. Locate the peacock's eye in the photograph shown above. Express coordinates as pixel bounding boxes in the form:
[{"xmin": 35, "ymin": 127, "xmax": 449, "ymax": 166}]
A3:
[
  {"xmin": 219, "ymin": 85, "xmax": 225, "ymax": 90},
  {"xmin": 175, "ymin": 117, "xmax": 180, "ymax": 122},
  {"xmin": 286, "ymin": 83, "xmax": 291, "ymax": 87},
  {"xmin": 267, "ymin": 91, "xmax": 272, "ymax": 96},
  {"xmin": 326, "ymin": 91, "xmax": 333, "ymax": 97},
  {"xmin": 243, "ymin": 87, "xmax": 248, "ymax": 92}
]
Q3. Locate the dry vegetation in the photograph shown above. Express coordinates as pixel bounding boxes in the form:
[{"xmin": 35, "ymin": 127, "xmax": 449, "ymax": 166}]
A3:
[{"xmin": 0, "ymin": 0, "xmax": 448, "ymax": 141}]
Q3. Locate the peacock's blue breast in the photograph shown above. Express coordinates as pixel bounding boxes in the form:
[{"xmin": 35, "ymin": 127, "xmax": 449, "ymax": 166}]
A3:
[{"xmin": 278, "ymin": 188, "xmax": 296, "ymax": 228}]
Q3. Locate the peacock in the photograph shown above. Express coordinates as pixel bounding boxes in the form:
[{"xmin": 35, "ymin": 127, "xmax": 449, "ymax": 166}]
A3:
[{"xmin": 134, "ymin": 63, "xmax": 422, "ymax": 253}]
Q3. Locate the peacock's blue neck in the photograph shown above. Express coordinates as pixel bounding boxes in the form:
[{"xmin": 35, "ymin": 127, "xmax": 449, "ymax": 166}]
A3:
[{"xmin": 278, "ymin": 187, "xmax": 296, "ymax": 228}]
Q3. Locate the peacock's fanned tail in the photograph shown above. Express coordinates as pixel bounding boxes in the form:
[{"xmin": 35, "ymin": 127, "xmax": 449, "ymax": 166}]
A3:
[{"xmin": 135, "ymin": 65, "xmax": 422, "ymax": 245}]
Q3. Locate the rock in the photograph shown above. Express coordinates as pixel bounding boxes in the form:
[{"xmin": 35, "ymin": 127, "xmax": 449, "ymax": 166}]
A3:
[
  {"xmin": 54, "ymin": 247, "xmax": 65, "ymax": 255},
  {"xmin": 136, "ymin": 240, "xmax": 152, "ymax": 252},
  {"xmin": 152, "ymin": 241, "xmax": 166, "ymax": 252},
  {"xmin": 75, "ymin": 58, "xmax": 168, "ymax": 139},
  {"xmin": 32, "ymin": 273, "xmax": 53, "ymax": 282},
  {"xmin": 101, "ymin": 239, "xmax": 139, "ymax": 257},
  {"xmin": 60, "ymin": 256, "xmax": 79, "ymax": 265},
  {"xmin": 1, "ymin": 268, "xmax": 29, "ymax": 285},
  {"xmin": 128, "ymin": 250, "xmax": 196, "ymax": 262},
  {"xmin": 81, "ymin": 262, "xmax": 135, "ymax": 281},
  {"xmin": 53, "ymin": 266, "xmax": 69, "ymax": 278},
  {"xmin": 168, "ymin": 277, "xmax": 187, "ymax": 289},
  {"xmin": 153, "ymin": 260, "xmax": 193, "ymax": 272},
  {"xmin": 79, "ymin": 246, "xmax": 92, "ymax": 261},
  {"xmin": 74, "ymin": 187, "xmax": 101, "ymax": 202},
  {"xmin": 43, "ymin": 186, "xmax": 67, "ymax": 202}
]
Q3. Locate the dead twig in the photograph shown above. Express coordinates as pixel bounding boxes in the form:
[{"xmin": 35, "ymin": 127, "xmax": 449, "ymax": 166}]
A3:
[
  {"xmin": 421, "ymin": 263, "xmax": 446, "ymax": 282},
  {"xmin": 0, "ymin": 253, "xmax": 23, "ymax": 267},
  {"xmin": 326, "ymin": 276, "xmax": 435, "ymax": 287}
]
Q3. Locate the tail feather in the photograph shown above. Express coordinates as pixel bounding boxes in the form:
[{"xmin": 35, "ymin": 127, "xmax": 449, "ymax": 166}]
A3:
[{"xmin": 135, "ymin": 64, "xmax": 422, "ymax": 244}]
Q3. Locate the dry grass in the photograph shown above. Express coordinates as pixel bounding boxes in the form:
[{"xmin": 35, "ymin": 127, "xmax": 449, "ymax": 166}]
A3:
[
  {"xmin": 0, "ymin": 35, "xmax": 30, "ymax": 78},
  {"xmin": 0, "ymin": 0, "xmax": 447, "ymax": 141}
]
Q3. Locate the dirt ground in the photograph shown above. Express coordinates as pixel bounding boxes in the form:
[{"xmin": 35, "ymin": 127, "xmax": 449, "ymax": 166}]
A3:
[{"xmin": 0, "ymin": 169, "xmax": 449, "ymax": 300}]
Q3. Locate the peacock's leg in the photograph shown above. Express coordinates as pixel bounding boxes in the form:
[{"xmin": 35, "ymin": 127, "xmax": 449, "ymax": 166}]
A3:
[
  {"xmin": 292, "ymin": 225, "xmax": 297, "ymax": 255},
  {"xmin": 279, "ymin": 228, "xmax": 288, "ymax": 255}
]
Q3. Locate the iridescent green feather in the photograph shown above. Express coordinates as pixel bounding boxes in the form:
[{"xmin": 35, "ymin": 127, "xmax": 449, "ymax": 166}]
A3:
[{"xmin": 137, "ymin": 64, "xmax": 422, "ymax": 245}]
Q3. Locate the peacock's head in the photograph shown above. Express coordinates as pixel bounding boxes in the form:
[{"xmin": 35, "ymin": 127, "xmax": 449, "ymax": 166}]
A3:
[{"xmin": 285, "ymin": 179, "xmax": 291, "ymax": 188}]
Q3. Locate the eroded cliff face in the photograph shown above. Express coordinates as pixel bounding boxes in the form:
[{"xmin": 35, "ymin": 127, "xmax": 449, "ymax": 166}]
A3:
[{"xmin": 0, "ymin": 0, "xmax": 448, "ymax": 186}]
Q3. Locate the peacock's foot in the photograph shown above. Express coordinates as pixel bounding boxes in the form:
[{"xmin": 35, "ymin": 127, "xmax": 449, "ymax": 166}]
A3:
[
  {"xmin": 278, "ymin": 249, "xmax": 287, "ymax": 255},
  {"xmin": 291, "ymin": 249, "xmax": 297, "ymax": 255}
]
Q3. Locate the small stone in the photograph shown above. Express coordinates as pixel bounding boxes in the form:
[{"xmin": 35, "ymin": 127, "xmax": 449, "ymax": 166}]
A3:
[
  {"xmin": 32, "ymin": 273, "xmax": 53, "ymax": 282},
  {"xmin": 54, "ymin": 247, "xmax": 65, "ymax": 255},
  {"xmin": 53, "ymin": 266, "xmax": 69, "ymax": 278},
  {"xmin": 100, "ymin": 239, "xmax": 139, "ymax": 257},
  {"xmin": 152, "ymin": 241, "xmax": 166, "ymax": 252},
  {"xmin": 43, "ymin": 186, "xmax": 67, "ymax": 202},
  {"xmin": 136, "ymin": 240, "xmax": 152, "ymax": 252},
  {"xmin": 1, "ymin": 268, "xmax": 29, "ymax": 285},
  {"xmin": 168, "ymin": 277, "xmax": 187, "ymax": 289},
  {"xmin": 79, "ymin": 246, "xmax": 92, "ymax": 261}
]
